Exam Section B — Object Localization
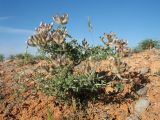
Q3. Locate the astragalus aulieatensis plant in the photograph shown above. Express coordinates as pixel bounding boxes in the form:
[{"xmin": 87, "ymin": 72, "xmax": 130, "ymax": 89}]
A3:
[
  {"xmin": 26, "ymin": 14, "xmax": 148, "ymax": 112},
  {"xmin": 27, "ymin": 14, "xmax": 108, "ymax": 106}
]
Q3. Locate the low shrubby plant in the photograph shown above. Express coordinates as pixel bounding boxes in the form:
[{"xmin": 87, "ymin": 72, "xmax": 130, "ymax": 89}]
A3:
[
  {"xmin": 8, "ymin": 51, "xmax": 47, "ymax": 61},
  {"xmin": 8, "ymin": 53, "xmax": 37, "ymax": 65},
  {"xmin": 0, "ymin": 54, "xmax": 4, "ymax": 62},
  {"xmin": 134, "ymin": 39, "xmax": 160, "ymax": 52},
  {"xmin": 8, "ymin": 55, "xmax": 16, "ymax": 60},
  {"xmin": 27, "ymin": 14, "xmax": 109, "ymax": 104},
  {"xmin": 8, "ymin": 53, "xmax": 33, "ymax": 60},
  {"xmin": 16, "ymin": 53, "xmax": 34, "ymax": 60},
  {"xmin": 25, "ymin": 14, "xmax": 148, "ymax": 111}
]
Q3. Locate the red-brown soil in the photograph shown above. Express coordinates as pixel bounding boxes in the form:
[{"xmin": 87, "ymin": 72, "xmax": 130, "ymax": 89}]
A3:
[{"xmin": 0, "ymin": 49, "xmax": 160, "ymax": 120}]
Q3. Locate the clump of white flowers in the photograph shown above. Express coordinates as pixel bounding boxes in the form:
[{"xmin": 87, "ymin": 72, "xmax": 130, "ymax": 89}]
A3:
[
  {"xmin": 53, "ymin": 14, "xmax": 68, "ymax": 25},
  {"xmin": 27, "ymin": 14, "xmax": 69, "ymax": 47},
  {"xmin": 100, "ymin": 32, "xmax": 129, "ymax": 56}
]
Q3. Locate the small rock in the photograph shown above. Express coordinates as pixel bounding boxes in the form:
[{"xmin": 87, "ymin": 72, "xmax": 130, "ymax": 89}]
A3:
[
  {"xmin": 135, "ymin": 97, "xmax": 150, "ymax": 114},
  {"xmin": 140, "ymin": 67, "xmax": 150, "ymax": 74},
  {"xmin": 136, "ymin": 87, "xmax": 148, "ymax": 96},
  {"xmin": 126, "ymin": 114, "xmax": 139, "ymax": 120}
]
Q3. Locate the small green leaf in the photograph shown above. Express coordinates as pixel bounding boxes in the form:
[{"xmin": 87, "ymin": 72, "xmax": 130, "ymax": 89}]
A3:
[{"xmin": 116, "ymin": 83, "xmax": 124, "ymax": 92}]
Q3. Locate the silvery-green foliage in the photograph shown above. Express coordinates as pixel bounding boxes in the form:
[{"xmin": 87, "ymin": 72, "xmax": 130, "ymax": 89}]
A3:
[
  {"xmin": 88, "ymin": 46, "xmax": 113, "ymax": 61},
  {"xmin": 27, "ymin": 14, "xmax": 114, "ymax": 105},
  {"xmin": 36, "ymin": 64, "xmax": 107, "ymax": 103}
]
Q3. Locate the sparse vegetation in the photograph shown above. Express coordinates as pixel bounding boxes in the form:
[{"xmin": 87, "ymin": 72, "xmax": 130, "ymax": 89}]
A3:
[
  {"xmin": 8, "ymin": 53, "xmax": 36, "ymax": 65},
  {"xmin": 8, "ymin": 53, "xmax": 32, "ymax": 60},
  {"xmin": 8, "ymin": 52, "xmax": 49, "ymax": 66},
  {"xmin": 0, "ymin": 54, "xmax": 4, "ymax": 62},
  {"xmin": 155, "ymin": 69, "xmax": 160, "ymax": 76},
  {"xmin": 134, "ymin": 39, "xmax": 160, "ymax": 52}
]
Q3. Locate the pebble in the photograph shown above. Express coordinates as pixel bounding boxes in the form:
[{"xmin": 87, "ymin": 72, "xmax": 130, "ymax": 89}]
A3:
[
  {"xmin": 126, "ymin": 114, "xmax": 139, "ymax": 120},
  {"xmin": 135, "ymin": 97, "xmax": 150, "ymax": 114},
  {"xmin": 140, "ymin": 67, "xmax": 150, "ymax": 74}
]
